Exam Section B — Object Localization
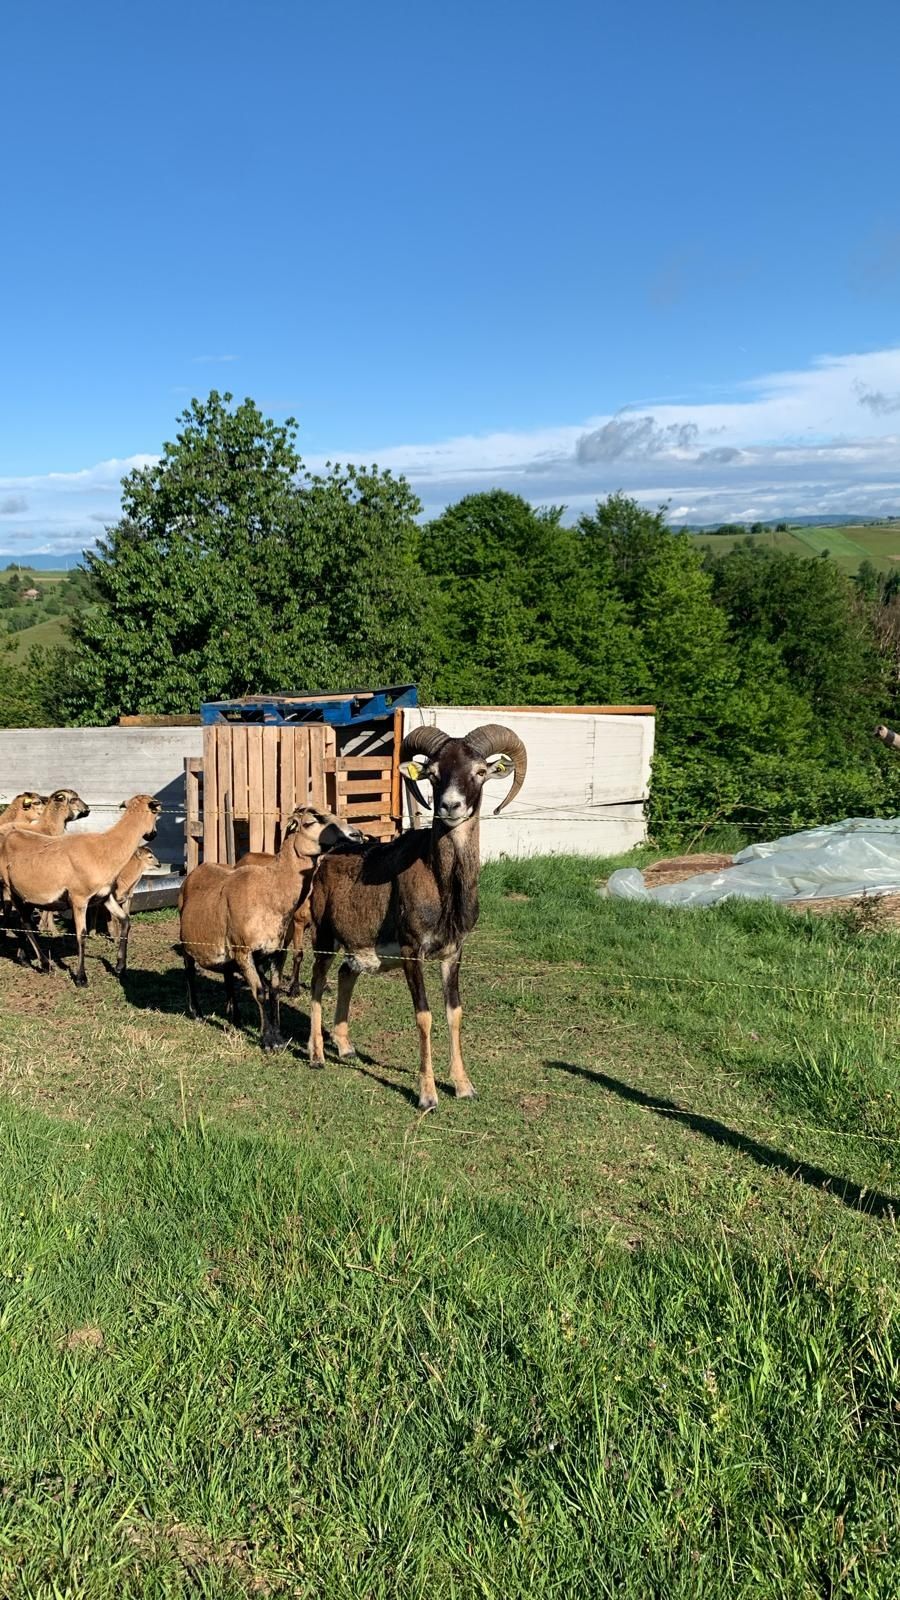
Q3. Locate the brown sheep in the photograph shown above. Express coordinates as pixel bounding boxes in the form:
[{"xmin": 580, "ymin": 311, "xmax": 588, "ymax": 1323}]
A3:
[
  {"xmin": 179, "ymin": 805, "xmax": 363, "ymax": 1050},
  {"xmin": 2, "ymin": 795, "xmax": 160, "ymax": 984}
]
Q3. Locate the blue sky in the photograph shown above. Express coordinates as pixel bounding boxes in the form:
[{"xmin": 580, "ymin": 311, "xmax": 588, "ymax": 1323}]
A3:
[{"xmin": 3, "ymin": 0, "xmax": 900, "ymax": 551}]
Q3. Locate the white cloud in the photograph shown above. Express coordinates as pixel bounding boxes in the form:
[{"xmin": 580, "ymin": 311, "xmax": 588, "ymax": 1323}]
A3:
[{"xmin": 5, "ymin": 346, "xmax": 900, "ymax": 553}]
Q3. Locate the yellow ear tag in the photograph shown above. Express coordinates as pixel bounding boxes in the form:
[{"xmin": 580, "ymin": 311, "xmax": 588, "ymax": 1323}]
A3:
[
  {"xmin": 403, "ymin": 761, "xmax": 425, "ymax": 780},
  {"xmin": 492, "ymin": 755, "xmax": 512, "ymax": 775}
]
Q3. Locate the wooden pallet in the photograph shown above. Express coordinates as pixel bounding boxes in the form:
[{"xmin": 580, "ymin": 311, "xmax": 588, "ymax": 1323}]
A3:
[{"xmin": 184, "ymin": 718, "xmax": 401, "ymax": 871}]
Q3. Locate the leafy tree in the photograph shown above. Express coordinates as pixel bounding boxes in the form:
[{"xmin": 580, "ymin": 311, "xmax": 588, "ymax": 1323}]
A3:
[
  {"xmin": 64, "ymin": 393, "xmax": 432, "ymax": 722},
  {"xmin": 420, "ymin": 491, "xmax": 640, "ymax": 705}
]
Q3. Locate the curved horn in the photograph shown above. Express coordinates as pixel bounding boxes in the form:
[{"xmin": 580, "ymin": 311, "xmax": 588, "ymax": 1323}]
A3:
[
  {"xmin": 399, "ymin": 724, "xmax": 450, "ymax": 764},
  {"xmin": 399, "ymin": 725, "xmax": 449, "ymax": 812},
  {"xmin": 466, "ymin": 723, "xmax": 528, "ymax": 813}
]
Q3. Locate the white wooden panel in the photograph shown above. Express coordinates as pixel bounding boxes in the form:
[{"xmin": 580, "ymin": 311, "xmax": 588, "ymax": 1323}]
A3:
[
  {"xmin": 402, "ymin": 707, "xmax": 654, "ymax": 858},
  {"xmin": 0, "ymin": 727, "xmax": 203, "ymax": 866}
]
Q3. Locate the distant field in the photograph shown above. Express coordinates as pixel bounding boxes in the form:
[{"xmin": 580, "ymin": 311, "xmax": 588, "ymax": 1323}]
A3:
[
  {"xmin": 692, "ymin": 521, "xmax": 900, "ymax": 574},
  {"xmin": 690, "ymin": 528, "xmax": 810, "ymax": 560},
  {"xmin": 7, "ymin": 615, "xmax": 68, "ymax": 659}
]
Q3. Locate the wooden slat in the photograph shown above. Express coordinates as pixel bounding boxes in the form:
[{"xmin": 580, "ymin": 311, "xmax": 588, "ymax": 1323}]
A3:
[
  {"xmin": 203, "ymin": 728, "xmax": 218, "ymax": 865},
  {"xmin": 324, "ymin": 726, "xmax": 337, "ymax": 813},
  {"xmin": 294, "ymin": 726, "xmax": 310, "ymax": 805},
  {"xmin": 310, "ymin": 727, "xmax": 326, "ymax": 808},
  {"xmin": 247, "ymin": 727, "xmax": 264, "ymax": 851},
  {"xmin": 280, "ymin": 726, "xmax": 296, "ymax": 826},
  {"xmin": 326, "ymin": 757, "xmax": 391, "ymax": 773},
  {"xmin": 184, "ymin": 757, "xmax": 202, "ymax": 873},
  {"xmin": 357, "ymin": 819, "xmax": 395, "ymax": 838},
  {"xmin": 340, "ymin": 799, "xmax": 397, "ymax": 818},
  {"xmin": 335, "ymin": 779, "xmax": 392, "ymax": 796},
  {"xmin": 391, "ymin": 706, "xmax": 402, "ymax": 821},
  {"xmin": 216, "ymin": 725, "xmax": 232, "ymax": 864},
  {"xmin": 224, "ymin": 789, "xmax": 235, "ymax": 866},
  {"xmin": 454, "ymin": 704, "xmax": 656, "ymax": 716},
  {"xmin": 232, "ymin": 725, "xmax": 249, "ymax": 820},
  {"xmin": 119, "ymin": 714, "xmax": 202, "ymax": 727},
  {"xmin": 262, "ymin": 730, "xmax": 278, "ymax": 853}
]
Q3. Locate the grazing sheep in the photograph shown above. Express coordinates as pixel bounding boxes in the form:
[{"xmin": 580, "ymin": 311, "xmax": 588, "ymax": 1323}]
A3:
[
  {"xmin": 179, "ymin": 806, "xmax": 363, "ymax": 1050},
  {"xmin": 2, "ymin": 795, "xmax": 161, "ymax": 984},
  {"xmin": 307, "ymin": 722, "xmax": 526, "ymax": 1109}
]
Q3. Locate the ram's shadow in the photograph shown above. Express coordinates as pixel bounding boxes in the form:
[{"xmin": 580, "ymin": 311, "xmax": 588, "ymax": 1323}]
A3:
[
  {"xmin": 545, "ymin": 1060, "xmax": 899, "ymax": 1221},
  {"xmin": 347, "ymin": 1060, "xmax": 425, "ymax": 1108}
]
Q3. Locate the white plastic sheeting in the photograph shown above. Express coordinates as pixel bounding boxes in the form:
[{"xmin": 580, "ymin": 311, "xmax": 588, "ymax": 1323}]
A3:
[{"xmin": 606, "ymin": 818, "xmax": 900, "ymax": 907}]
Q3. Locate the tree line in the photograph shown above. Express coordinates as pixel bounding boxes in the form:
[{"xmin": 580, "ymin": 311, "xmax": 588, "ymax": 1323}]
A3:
[{"xmin": 6, "ymin": 391, "xmax": 900, "ymax": 842}]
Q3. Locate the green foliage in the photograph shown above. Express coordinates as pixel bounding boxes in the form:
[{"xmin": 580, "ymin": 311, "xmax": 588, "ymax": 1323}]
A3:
[
  {"xmin": 421, "ymin": 490, "xmax": 639, "ymax": 703},
  {"xmin": 64, "ymin": 393, "xmax": 432, "ymax": 722}
]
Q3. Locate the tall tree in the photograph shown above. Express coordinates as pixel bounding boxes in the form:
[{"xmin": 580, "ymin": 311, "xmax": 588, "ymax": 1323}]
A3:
[
  {"xmin": 65, "ymin": 394, "xmax": 432, "ymax": 722},
  {"xmin": 421, "ymin": 490, "xmax": 640, "ymax": 704}
]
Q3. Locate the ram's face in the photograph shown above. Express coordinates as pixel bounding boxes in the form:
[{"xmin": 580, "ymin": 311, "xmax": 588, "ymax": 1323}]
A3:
[{"xmin": 402, "ymin": 741, "xmax": 514, "ymax": 829}]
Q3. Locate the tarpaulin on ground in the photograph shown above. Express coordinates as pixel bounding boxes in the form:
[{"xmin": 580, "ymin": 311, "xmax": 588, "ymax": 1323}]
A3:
[{"xmin": 605, "ymin": 818, "xmax": 900, "ymax": 907}]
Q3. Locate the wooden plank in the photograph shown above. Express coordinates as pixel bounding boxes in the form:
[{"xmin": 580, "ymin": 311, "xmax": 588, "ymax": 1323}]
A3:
[
  {"xmin": 184, "ymin": 757, "xmax": 201, "ymax": 873},
  {"xmin": 335, "ymin": 779, "xmax": 392, "ymax": 796},
  {"xmin": 224, "ymin": 789, "xmax": 235, "ymax": 866},
  {"xmin": 340, "ymin": 799, "xmax": 398, "ymax": 818},
  {"xmin": 294, "ymin": 726, "xmax": 310, "ymax": 806},
  {"xmin": 280, "ymin": 727, "xmax": 296, "ymax": 826},
  {"xmin": 325, "ymin": 757, "xmax": 392, "ymax": 772},
  {"xmin": 448, "ymin": 704, "xmax": 656, "ymax": 716},
  {"xmin": 391, "ymin": 706, "xmax": 403, "ymax": 821},
  {"xmin": 203, "ymin": 728, "xmax": 219, "ymax": 865},
  {"xmin": 324, "ymin": 726, "xmax": 337, "ymax": 812},
  {"xmin": 119, "ymin": 714, "xmax": 202, "ymax": 727},
  {"xmin": 247, "ymin": 727, "xmax": 264, "ymax": 851},
  {"xmin": 262, "ymin": 730, "xmax": 278, "ymax": 853},
  {"xmin": 309, "ymin": 727, "xmax": 326, "ymax": 808},
  {"xmin": 216, "ymin": 725, "xmax": 232, "ymax": 864},
  {"xmin": 232, "ymin": 725, "xmax": 249, "ymax": 821}
]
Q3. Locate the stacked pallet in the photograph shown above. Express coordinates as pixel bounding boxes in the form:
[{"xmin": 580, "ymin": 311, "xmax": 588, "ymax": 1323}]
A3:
[{"xmin": 185, "ymin": 718, "xmax": 402, "ymax": 870}]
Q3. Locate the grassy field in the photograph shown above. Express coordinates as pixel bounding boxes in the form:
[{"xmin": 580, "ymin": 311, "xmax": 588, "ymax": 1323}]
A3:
[
  {"xmin": 6, "ymin": 613, "xmax": 69, "ymax": 660},
  {"xmin": 0, "ymin": 854, "xmax": 898, "ymax": 1595},
  {"xmin": 691, "ymin": 520, "xmax": 900, "ymax": 574}
]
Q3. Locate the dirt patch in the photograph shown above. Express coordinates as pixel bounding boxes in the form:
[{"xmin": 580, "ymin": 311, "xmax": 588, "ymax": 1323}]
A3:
[
  {"xmin": 520, "ymin": 1092, "xmax": 549, "ymax": 1121},
  {"xmin": 504, "ymin": 892, "xmax": 531, "ymax": 902},
  {"xmin": 642, "ymin": 853, "xmax": 734, "ymax": 889},
  {"xmin": 125, "ymin": 1521, "xmax": 273, "ymax": 1592},
  {"xmin": 62, "ymin": 1325, "xmax": 104, "ymax": 1351}
]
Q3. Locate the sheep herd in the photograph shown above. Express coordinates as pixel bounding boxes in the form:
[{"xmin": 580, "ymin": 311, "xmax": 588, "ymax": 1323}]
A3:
[{"xmin": 0, "ymin": 722, "xmax": 527, "ymax": 1112}]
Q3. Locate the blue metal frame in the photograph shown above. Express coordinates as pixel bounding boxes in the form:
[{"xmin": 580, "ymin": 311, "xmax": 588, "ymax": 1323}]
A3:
[{"xmin": 200, "ymin": 684, "xmax": 418, "ymax": 727}]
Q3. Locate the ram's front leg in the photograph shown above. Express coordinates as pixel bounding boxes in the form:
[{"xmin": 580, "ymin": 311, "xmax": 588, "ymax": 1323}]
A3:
[
  {"xmin": 441, "ymin": 952, "xmax": 475, "ymax": 1099},
  {"xmin": 403, "ymin": 956, "xmax": 437, "ymax": 1112}
]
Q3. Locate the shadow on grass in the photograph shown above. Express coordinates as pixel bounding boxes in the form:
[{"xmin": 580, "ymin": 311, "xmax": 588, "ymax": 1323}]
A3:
[
  {"xmin": 546, "ymin": 1060, "xmax": 899, "ymax": 1221},
  {"xmin": 349, "ymin": 1060, "xmax": 424, "ymax": 1108}
]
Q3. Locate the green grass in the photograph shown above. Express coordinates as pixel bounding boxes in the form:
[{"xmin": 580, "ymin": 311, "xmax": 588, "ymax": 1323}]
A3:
[
  {"xmin": 0, "ymin": 856, "xmax": 898, "ymax": 1595},
  {"xmin": 6, "ymin": 614, "xmax": 68, "ymax": 660}
]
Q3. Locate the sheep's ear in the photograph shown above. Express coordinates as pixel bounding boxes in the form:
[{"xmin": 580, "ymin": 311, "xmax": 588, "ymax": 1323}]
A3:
[
  {"xmin": 149, "ymin": 799, "xmax": 161, "ymax": 813},
  {"xmin": 402, "ymin": 758, "xmax": 429, "ymax": 781},
  {"xmin": 284, "ymin": 817, "xmax": 299, "ymax": 836},
  {"xmin": 485, "ymin": 753, "xmax": 513, "ymax": 778}
]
